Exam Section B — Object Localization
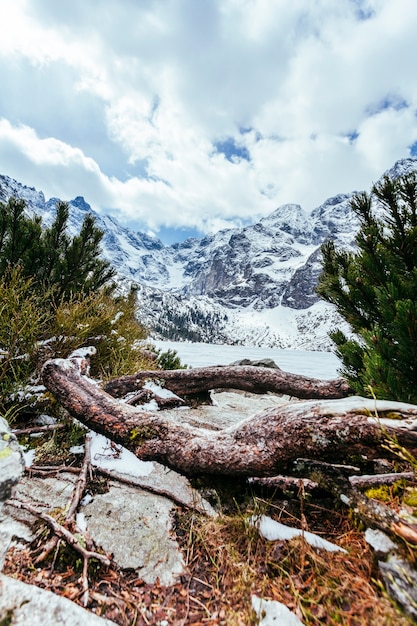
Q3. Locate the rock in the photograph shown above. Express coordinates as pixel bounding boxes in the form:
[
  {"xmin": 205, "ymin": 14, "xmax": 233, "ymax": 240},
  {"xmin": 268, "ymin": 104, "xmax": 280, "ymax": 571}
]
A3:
[
  {"xmin": 230, "ymin": 358, "xmax": 281, "ymax": 369},
  {"xmin": 0, "ymin": 416, "xmax": 24, "ymax": 503},
  {"xmin": 4, "ymin": 471, "xmax": 187, "ymax": 587},
  {"xmin": 83, "ymin": 481, "xmax": 185, "ymax": 585},
  {"xmin": 379, "ymin": 554, "xmax": 417, "ymax": 619},
  {"xmin": 364, "ymin": 528, "xmax": 397, "ymax": 556},
  {"xmin": 167, "ymin": 389, "xmax": 289, "ymax": 431},
  {"xmin": 3, "ymin": 473, "xmax": 78, "ymax": 547},
  {"xmin": 0, "ymin": 574, "xmax": 116, "ymax": 626},
  {"xmin": 0, "ymin": 424, "xmax": 114, "ymax": 624},
  {"xmin": 0, "ymin": 416, "xmax": 24, "ymax": 569},
  {"xmin": 99, "ymin": 458, "xmax": 215, "ymax": 516}
]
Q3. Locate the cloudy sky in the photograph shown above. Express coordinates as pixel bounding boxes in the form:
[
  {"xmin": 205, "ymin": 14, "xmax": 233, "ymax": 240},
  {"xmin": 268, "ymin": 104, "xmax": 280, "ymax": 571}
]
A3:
[{"xmin": 0, "ymin": 0, "xmax": 417, "ymax": 243}]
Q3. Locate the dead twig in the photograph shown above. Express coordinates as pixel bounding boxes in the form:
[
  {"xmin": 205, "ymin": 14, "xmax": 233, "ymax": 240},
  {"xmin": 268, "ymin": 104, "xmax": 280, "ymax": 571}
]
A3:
[
  {"xmin": 7, "ymin": 499, "xmax": 111, "ymax": 567},
  {"xmin": 27, "ymin": 465, "xmax": 80, "ymax": 475},
  {"xmin": 248, "ymin": 475, "xmax": 319, "ymax": 491},
  {"xmin": 349, "ymin": 472, "xmax": 415, "ymax": 489},
  {"xmin": 33, "ymin": 434, "xmax": 92, "ymax": 564},
  {"xmin": 67, "ymin": 434, "xmax": 92, "ymax": 520},
  {"xmin": 12, "ymin": 423, "xmax": 66, "ymax": 436}
]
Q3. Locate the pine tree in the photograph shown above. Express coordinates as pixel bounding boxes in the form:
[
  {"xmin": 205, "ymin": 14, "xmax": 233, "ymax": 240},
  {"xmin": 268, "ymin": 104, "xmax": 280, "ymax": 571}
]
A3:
[
  {"xmin": 37, "ymin": 200, "xmax": 70, "ymax": 288},
  {"xmin": 45, "ymin": 206, "xmax": 116, "ymax": 299},
  {"xmin": 0, "ymin": 197, "xmax": 43, "ymax": 275},
  {"xmin": 0, "ymin": 197, "xmax": 116, "ymax": 300},
  {"xmin": 317, "ymin": 172, "xmax": 417, "ymax": 402}
]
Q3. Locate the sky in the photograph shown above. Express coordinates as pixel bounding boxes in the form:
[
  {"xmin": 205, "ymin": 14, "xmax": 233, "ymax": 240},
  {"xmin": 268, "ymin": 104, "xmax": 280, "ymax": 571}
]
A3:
[{"xmin": 0, "ymin": 0, "xmax": 417, "ymax": 244}]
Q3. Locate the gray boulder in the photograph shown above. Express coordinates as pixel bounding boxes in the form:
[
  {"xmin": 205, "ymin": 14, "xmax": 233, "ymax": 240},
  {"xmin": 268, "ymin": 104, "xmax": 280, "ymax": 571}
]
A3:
[
  {"xmin": 0, "ymin": 574, "xmax": 116, "ymax": 626},
  {"xmin": 230, "ymin": 357, "xmax": 281, "ymax": 369}
]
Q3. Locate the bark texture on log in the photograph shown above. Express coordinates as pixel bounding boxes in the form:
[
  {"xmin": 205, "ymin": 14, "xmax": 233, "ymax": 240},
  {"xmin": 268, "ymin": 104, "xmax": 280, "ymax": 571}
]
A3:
[
  {"xmin": 42, "ymin": 358, "xmax": 417, "ymax": 478},
  {"xmin": 103, "ymin": 366, "xmax": 352, "ymax": 400}
]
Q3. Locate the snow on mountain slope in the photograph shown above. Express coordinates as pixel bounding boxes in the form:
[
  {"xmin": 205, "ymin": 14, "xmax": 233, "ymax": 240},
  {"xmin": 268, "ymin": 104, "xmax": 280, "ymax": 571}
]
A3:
[{"xmin": 1, "ymin": 157, "xmax": 416, "ymax": 350}]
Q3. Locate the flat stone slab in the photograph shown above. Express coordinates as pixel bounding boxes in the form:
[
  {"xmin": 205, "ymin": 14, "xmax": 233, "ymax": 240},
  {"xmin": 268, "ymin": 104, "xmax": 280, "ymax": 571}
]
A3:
[
  {"xmin": 167, "ymin": 389, "xmax": 290, "ymax": 430},
  {"xmin": 0, "ymin": 574, "xmax": 116, "ymax": 626},
  {"xmin": 3, "ymin": 473, "xmax": 78, "ymax": 547},
  {"xmin": 4, "ymin": 471, "xmax": 186, "ymax": 587},
  {"xmin": 83, "ymin": 481, "xmax": 185, "ymax": 585},
  {"xmin": 99, "ymin": 460, "xmax": 215, "ymax": 515}
]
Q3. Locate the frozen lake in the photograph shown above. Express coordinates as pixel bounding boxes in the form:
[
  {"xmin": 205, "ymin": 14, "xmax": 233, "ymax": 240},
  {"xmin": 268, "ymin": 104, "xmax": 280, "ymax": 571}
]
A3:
[{"xmin": 153, "ymin": 340, "xmax": 341, "ymax": 380}]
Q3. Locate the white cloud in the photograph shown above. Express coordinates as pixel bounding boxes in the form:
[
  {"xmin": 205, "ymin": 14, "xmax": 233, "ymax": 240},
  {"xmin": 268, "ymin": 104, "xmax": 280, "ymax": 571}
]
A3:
[{"xmin": 0, "ymin": 0, "xmax": 416, "ymax": 240}]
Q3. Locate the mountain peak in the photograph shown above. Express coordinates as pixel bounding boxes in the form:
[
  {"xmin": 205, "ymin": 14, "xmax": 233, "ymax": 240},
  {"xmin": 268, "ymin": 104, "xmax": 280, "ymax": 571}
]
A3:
[
  {"xmin": 70, "ymin": 196, "xmax": 92, "ymax": 212},
  {"xmin": 382, "ymin": 157, "xmax": 417, "ymax": 181},
  {"xmin": 0, "ymin": 156, "xmax": 415, "ymax": 349}
]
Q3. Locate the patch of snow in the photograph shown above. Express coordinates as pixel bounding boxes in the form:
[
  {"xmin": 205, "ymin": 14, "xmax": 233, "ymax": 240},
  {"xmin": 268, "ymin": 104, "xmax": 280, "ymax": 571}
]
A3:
[
  {"xmin": 20, "ymin": 385, "xmax": 46, "ymax": 395},
  {"xmin": 252, "ymin": 595, "xmax": 304, "ymax": 625},
  {"xmin": 80, "ymin": 493, "xmax": 93, "ymax": 506},
  {"xmin": 140, "ymin": 399, "xmax": 160, "ymax": 411},
  {"xmin": 143, "ymin": 380, "xmax": 181, "ymax": 399},
  {"xmin": 89, "ymin": 432, "xmax": 154, "ymax": 477},
  {"xmin": 69, "ymin": 445, "xmax": 85, "ymax": 455},
  {"xmin": 22, "ymin": 448, "xmax": 36, "ymax": 468},
  {"xmin": 340, "ymin": 494, "xmax": 351, "ymax": 505},
  {"xmin": 34, "ymin": 414, "xmax": 57, "ymax": 426},
  {"xmin": 365, "ymin": 528, "xmax": 397, "ymax": 554},
  {"xmin": 254, "ymin": 515, "xmax": 347, "ymax": 553},
  {"xmin": 76, "ymin": 512, "xmax": 87, "ymax": 532},
  {"xmin": 69, "ymin": 346, "xmax": 97, "ymax": 359}
]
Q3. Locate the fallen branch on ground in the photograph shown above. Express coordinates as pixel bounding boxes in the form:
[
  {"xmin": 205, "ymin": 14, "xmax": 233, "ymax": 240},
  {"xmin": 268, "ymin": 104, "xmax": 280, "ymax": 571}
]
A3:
[
  {"xmin": 30, "ymin": 434, "xmax": 94, "ymax": 605},
  {"xmin": 349, "ymin": 472, "xmax": 415, "ymax": 488},
  {"xmin": 12, "ymin": 423, "xmax": 65, "ymax": 436},
  {"xmin": 8, "ymin": 499, "xmax": 111, "ymax": 567},
  {"xmin": 104, "ymin": 364, "xmax": 352, "ymax": 400},
  {"xmin": 42, "ymin": 356, "xmax": 417, "ymax": 477},
  {"xmin": 94, "ymin": 466, "xmax": 214, "ymax": 515},
  {"xmin": 27, "ymin": 465, "xmax": 80, "ymax": 475}
]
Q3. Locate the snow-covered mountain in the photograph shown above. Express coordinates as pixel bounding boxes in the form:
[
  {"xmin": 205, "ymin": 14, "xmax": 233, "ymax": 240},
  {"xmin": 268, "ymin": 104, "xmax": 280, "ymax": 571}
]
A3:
[{"xmin": 1, "ymin": 157, "xmax": 416, "ymax": 350}]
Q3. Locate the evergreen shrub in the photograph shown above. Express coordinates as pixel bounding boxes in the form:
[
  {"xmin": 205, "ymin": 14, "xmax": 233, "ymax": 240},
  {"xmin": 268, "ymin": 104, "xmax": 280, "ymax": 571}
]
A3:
[{"xmin": 317, "ymin": 172, "xmax": 417, "ymax": 402}]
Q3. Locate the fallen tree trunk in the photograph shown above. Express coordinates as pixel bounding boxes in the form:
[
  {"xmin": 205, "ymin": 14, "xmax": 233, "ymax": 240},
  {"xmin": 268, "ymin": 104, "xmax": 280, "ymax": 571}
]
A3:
[
  {"xmin": 103, "ymin": 365, "xmax": 352, "ymax": 400},
  {"xmin": 42, "ymin": 357, "xmax": 417, "ymax": 477}
]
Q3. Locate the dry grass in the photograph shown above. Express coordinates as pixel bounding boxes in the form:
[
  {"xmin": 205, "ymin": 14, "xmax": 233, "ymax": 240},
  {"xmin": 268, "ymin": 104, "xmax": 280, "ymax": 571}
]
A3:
[
  {"xmin": 4, "ymin": 495, "xmax": 414, "ymax": 625},
  {"xmin": 173, "ymin": 497, "xmax": 412, "ymax": 626}
]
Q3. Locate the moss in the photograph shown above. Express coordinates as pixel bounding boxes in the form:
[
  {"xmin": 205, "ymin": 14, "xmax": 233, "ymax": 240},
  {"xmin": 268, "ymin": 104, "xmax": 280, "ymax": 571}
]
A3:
[
  {"xmin": 0, "ymin": 446, "xmax": 12, "ymax": 460},
  {"xmin": 129, "ymin": 425, "xmax": 159, "ymax": 444},
  {"xmin": 403, "ymin": 489, "xmax": 417, "ymax": 509},
  {"xmin": 365, "ymin": 485, "xmax": 391, "ymax": 502},
  {"xmin": 365, "ymin": 480, "xmax": 405, "ymax": 503},
  {"xmin": 383, "ymin": 411, "xmax": 403, "ymax": 420}
]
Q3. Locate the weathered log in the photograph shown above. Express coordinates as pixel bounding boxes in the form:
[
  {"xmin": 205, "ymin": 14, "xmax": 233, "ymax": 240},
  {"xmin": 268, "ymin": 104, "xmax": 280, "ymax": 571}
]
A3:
[
  {"xmin": 42, "ymin": 357, "xmax": 417, "ymax": 477},
  {"xmin": 103, "ymin": 365, "xmax": 352, "ymax": 400}
]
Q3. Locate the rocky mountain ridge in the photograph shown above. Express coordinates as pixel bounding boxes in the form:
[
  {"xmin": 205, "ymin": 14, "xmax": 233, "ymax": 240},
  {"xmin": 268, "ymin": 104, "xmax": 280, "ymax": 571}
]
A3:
[{"xmin": 1, "ymin": 156, "xmax": 416, "ymax": 350}]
